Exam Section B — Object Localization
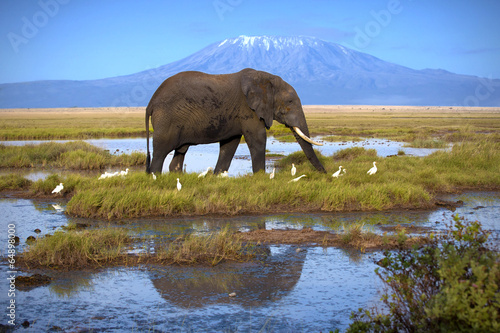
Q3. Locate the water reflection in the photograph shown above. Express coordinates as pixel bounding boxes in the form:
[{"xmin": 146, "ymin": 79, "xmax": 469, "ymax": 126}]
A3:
[{"xmin": 152, "ymin": 245, "xmax": 306, "ymax": 309}]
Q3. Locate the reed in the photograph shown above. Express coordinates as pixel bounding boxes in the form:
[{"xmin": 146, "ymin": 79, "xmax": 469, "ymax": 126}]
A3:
[
  {"xmin": 20, "ymin": 227, "xmax": 131, "ymax": 268},
  {"xmin": 156, "ymin": 225, "xmax": 260, "ymax": 266},
  {"xmin": 405, "ymin": 139, "xmax": 449, "ymax": 148},
  {"xmin": 0, "ymin": 174, "xmax": 32, "ymax": 190},
  {"xmin": 0, "ymin": 141, "xmax": 145, "ymax": 169}
]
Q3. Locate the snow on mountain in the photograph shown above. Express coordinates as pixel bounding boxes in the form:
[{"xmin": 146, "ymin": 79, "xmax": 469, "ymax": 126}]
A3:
[{"xmin": 1, "ymin": 35, "xmax": 499, "ymax": 108}]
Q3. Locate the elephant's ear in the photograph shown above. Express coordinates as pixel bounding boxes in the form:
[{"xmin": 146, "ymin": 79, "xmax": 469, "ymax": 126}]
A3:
[{"xmin": 241, "ymin": 70, "xmax": 274, "ymax": 129}]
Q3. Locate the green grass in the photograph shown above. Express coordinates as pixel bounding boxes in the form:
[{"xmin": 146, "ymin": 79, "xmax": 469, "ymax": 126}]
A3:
[
  {"xmin": 0, "ymin": 174, "xmax": 32, "ymax": 191},
  {"xmin": 18, "ymin": 225, "xmax": 263, "ymax": 269},
  {"xmin": 156, "ymin": 225, "xmax": 261, "ymax": 266},
  {"xmin": 0, "ymin": 141, "xmax": 145, "ymax": 169},
  {"xmin": 20, "ymin": 227, "xmax": 131, "ymax": 268},
  {"xmin": 405, "ymin": 138, "xmax": 449, "ymax": 148},
  {"xmin": 0, "ymin": 108, "xmax": 147, "ymax": 140},
  {"xmin": 3, "ymin": 138, "xmax": 497, "ymax": 219}
]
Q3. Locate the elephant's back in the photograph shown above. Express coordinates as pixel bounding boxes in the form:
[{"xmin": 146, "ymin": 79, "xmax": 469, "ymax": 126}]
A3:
[{"xmin": 149, "ymin": 71, "xmax": 239, "ymax": 110}]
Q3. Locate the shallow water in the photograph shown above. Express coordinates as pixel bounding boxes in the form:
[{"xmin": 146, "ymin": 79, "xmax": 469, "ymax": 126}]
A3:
[
  {"xmin": 1, "ymin": 137, "xmax": 445, "ymax": 177},
  {"xmin": 0, "ymin": 191, "xmax": 498, "ymax": 331}
]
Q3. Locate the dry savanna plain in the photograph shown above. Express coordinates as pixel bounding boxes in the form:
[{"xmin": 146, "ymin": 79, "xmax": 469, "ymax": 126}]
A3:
[{"xmin": 1, "ymin": 105, "xmax": 499, "ymax": 141}]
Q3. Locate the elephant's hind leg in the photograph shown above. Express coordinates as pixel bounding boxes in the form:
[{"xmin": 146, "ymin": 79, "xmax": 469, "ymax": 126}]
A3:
[
  {"xmin": 215, "ymin": 135, "xmax": 241, "ymax": 174},
  {"xmin": 151, "ymin": 135, "xmax": 175, "ymax": 174},
  {"xmin": 169, "ymin": 145, "xmax": 189, "ymax": 172}
]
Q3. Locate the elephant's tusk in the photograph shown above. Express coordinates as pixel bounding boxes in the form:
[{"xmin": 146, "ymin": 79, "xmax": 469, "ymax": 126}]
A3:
[{"xmin": 293, "ymin": 127, "xmax": 323, "ymax": 146}]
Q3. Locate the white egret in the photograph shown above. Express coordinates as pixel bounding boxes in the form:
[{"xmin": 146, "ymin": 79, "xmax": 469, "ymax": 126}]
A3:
[
  {"xmin": 152, "ymin": 173, "xmax": 157, "ymax": 180},
  {"xmin": 219, "ymin": 171, "xmax": 229, "ymax": 178},
  {"xmin": 176, "ymin": 178, "xmax": 182, "ymax": 191},
  {"xmin": 367, "ymin": 161, "xmax": 378, "ymax": 175},
  {"xmin": 52, "ymin": 183, "xmax": 64, "ymax": 194},
  {"xmin": 52, "ymin": 204, "xmax": 64, "ymax": 212},
  {"xmin": 120, "ymin": 168, "xmax": 129, "ymax": 176},
  {"xmin": 98, "ymin": 171, "xmax": 111, "ymax": 180},
  {"xmin": 332, "ymin": 166, "xmax": 343, "ymax": 178},
  {"xmin": 198, "ymin": 167, "xmax": 214, "ymax": 178},
  {"xmin": 291, "ymin": 163, "xmax": 296, "ymax": 176},
  {"xmin": 288, "ymin": 174, "xmax": 306, "ymax": 183},
  {"xmin": 270, "ymin": 168, "xmax": 275, "ymax": 180}
]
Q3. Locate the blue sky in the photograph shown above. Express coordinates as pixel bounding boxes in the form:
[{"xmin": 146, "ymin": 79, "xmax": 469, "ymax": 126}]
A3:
[{"xmin": 1, "ymin": 0, "xmax": 499, "ymax": 84}]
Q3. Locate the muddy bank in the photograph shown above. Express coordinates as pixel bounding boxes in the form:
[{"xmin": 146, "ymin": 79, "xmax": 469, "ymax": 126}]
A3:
[{"xmin": 236, "ymin": 227, "xmax": 428, "ymax": 251}]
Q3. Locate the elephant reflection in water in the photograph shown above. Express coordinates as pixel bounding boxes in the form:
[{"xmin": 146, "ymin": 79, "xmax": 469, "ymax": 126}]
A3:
[
  {"xmin": 152, "ymin": 245, "xmax": 306, "ymax": 308},
  {"xmin": 146, "ymin": 68, "xmax": 326, "ymax": 174}
]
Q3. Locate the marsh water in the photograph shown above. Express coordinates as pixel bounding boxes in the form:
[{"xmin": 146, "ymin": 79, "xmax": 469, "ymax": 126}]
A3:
[
  {"xmin": 2, "ymin": 136, "xmax": 445, "ymax": 178},
  {"xmin": 1, "ymin": 138, "xmax": 498, "ymax": 332}
]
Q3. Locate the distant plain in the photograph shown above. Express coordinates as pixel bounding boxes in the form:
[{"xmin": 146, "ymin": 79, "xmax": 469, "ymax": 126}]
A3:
[{"xmin": 1, "ymin": 105, "xmax": 499, "ymax": 142}]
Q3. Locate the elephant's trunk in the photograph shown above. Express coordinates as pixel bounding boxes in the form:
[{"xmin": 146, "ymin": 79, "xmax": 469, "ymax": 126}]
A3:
[{"xmin": 292, "ymin": 127, "xmax": 323, "ymax": 146}]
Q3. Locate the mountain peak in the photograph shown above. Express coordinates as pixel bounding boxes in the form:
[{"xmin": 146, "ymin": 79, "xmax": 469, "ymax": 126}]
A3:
[{"xmin": 218, "ymin": 35, "xmax": 322, "ymax": 50}]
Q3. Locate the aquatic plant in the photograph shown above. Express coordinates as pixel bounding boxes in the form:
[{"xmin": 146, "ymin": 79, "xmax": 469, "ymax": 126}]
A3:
[
  {"xmin": 0, "ymin": 141, "xmax": 145, "ymax": 169},
  {"xmin": 156, "ymin": 225, "xmax": 262, "ymax": 266},
  {"xmin": 20, "ymin": 227, "xmax": 131, "ymax": 268},
  {"xmin": 0, "ymin": 174, "xmax": 32, "ymax": 190}
]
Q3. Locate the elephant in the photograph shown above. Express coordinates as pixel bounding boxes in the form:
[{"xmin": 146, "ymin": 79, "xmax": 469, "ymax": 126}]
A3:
[{"xmin": 145, "ymin": 68, "xmax": 326, "ymax": 175}]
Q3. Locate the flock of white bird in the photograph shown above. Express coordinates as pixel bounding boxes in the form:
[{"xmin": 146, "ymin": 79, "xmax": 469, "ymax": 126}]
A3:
[
  {"xmin": 51, "ymin": 162, "xmax": 378, "ymax": 194},
  {"xmin": 98, "ymin": 168, "xmax": 129, "ymax": 179}
]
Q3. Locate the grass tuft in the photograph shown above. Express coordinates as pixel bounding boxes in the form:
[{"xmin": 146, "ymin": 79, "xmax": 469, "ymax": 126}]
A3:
[
  {"xmin": 156, "ymin": 225, "xmax": 261, "ymax": 266},
  {"xmin": 0, "ymin": 141, "xmax": 145, "ymax": 169},
  {"xmin": 20, "ymin": 227, "xmax": 131, "ymax": 268}
]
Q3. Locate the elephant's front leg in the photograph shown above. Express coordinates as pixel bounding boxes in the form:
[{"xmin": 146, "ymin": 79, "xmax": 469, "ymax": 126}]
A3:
[
  {"xmin": 244, "ymin": 126, "xmax": 267, "ymax": 174},
  {"xmin": 169, "ymin": 145, "xmax": 189, "ymax": 172},
  {"xmin": 215, "ymin": 135, "xmax": 242, "ymax": 174}
]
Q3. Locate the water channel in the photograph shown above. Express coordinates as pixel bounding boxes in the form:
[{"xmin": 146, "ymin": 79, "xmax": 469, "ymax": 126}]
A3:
[{"xmin": 1, "ymin": 138, "xmax": 498, "ymax": 332}]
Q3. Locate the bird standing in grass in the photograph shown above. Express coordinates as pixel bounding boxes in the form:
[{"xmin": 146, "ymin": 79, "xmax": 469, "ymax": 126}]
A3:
[
  {"xmin": 176, "ymin": 178, "xmax": 182, "ymax": 191},
  {"xmin": 98, "ymin": 171, "xmax": 111, "ymax": 180},
  {"xmin": 367, "ymin": 162, "xmax": 377, "ymax": 175},
  {"xmin": 219, "ymin": 171, "xmax": 229, "ymax": 178},
  {"xmin": 288, "ymin": 174, "xmax": 306, "ymax": 183},
  {"xmin": 198, "ymin": 167, "xmax": 213, "ymax": 178},
  {"xmin": 291, "ymin": 163, "xmax": 296, "ymax": 176},
  {"xmin": 270, "ymin": 168, "xmax": 275, "ymax": 180},
  {"xmin": 52, "ymin": 183, "xmax": 64, "ymax": 194},
  {"xmin": 152, "ymin": 173, "xmax": 157, "ymax": 180},
  {"xmin": 120, "ymin": 168, "xmax": 129, "ymax": 176},
  {"xmin": 332, "ymin": 166, "xmax": 343, "ymax": 178}
]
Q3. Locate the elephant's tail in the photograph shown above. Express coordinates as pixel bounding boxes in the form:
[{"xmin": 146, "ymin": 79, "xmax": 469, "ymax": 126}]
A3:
[{"xmin": 145, "ymin": 106, "xmax": 152, "ymax": 174}]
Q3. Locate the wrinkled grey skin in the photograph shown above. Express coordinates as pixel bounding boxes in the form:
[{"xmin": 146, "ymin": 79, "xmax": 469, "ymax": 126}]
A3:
[{"xmin": 145, "ymin": 68, "xmax": 326, "ymax": 175}]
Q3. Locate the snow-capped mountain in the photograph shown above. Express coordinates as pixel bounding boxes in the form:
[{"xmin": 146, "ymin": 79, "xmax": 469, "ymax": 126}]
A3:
[{"xmin": 1, "ymin": 35, "xmax": 499, "ymax": 107}]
